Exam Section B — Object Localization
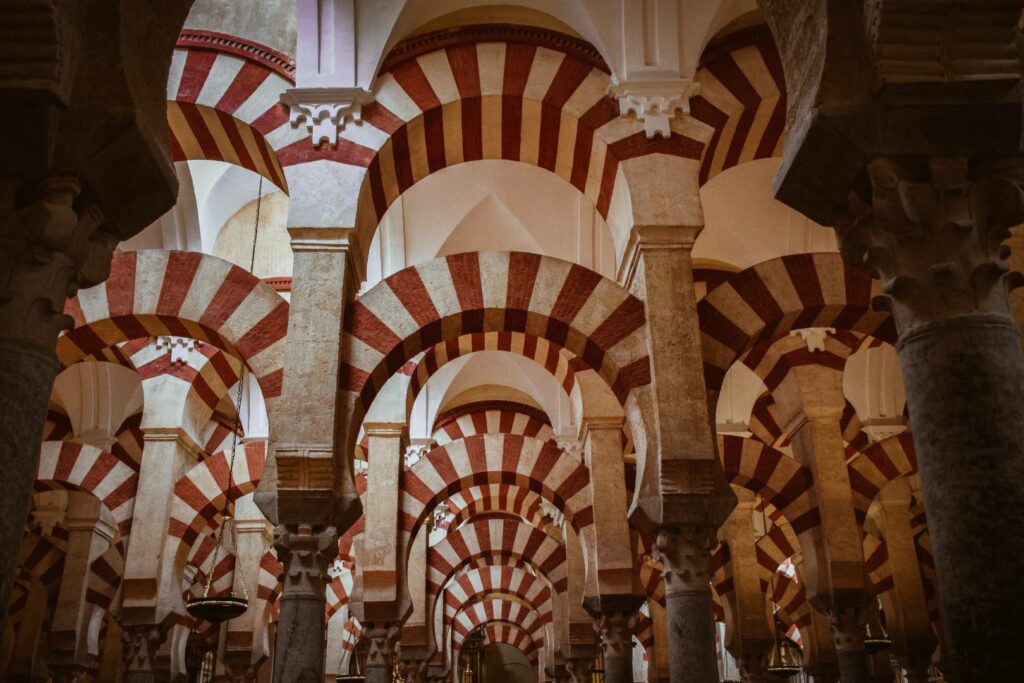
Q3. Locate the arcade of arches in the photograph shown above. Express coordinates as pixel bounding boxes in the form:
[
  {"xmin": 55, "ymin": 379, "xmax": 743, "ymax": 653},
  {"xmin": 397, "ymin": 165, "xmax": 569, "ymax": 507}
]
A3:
[{"xmin": 1, "ymin": 2, "xmax": 1022, "ymax": 682}]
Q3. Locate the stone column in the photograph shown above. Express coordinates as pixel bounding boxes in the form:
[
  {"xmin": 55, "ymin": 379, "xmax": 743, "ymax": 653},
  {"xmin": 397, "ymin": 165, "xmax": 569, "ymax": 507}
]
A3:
[
  {"xmin": 564, "ymin": 651, "xmax": 594, "ymax": 683},
  {"xmin": 121, "ymin": 625, "xmax": 164, "ymax": 683},
  {"xmin": 653, "ymin": 526, "xmax": 719, "ymax": 683},
  {"xmin": 647, "ymin": 599, "xmax": 672, "ymax": 683},
  {"xmin": 48, "ymin": 496, "xmax": 116, "ymax": 681},
  {"xmin": 737, "ymin": 651, "xmax": 770, "ymax": 683},
  {"xmin": 0, "ymin": 179, "xmax": 118, "ymax": 630},
  {"xmin": 835, "ymin": 158, "xmax": 1024, "ymax": 679},
  {"xmin": 901, "ymin": 655, "xmax": 931, "ymax": 683},
  {"xmin": 272, "ymin": 524, "xmax": 338, "ymax": 683},
  {"xmin": 363, "ymin": 623, "xmax": 400, "ymax": 683},
  {"xmin": 594, "ymin": 609, "xmax": 638, "ymax": 683},
  {"xmin": 827, "ymin": 604, "xmax": 870, "ymax": 683}
]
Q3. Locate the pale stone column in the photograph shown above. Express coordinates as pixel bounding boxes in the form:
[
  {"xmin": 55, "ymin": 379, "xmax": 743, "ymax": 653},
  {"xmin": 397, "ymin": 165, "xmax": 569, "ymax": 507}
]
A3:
[
  {"xmin": 399, "ymin": 530, "xmax": 430, "ymax": 683},
  {"xmin": 48, "ymin": 496, "xmax": 116, "ymax": 681},
  {"xmin": 121, "ymin": 625, "xmax": 163, "ymax": 683},
  {"xmin": 647, "ymin": 599, "xmax": 672, "ymax": 683},
  {"xmin": 593, "ymin": 608, "xmax": 640, "ymax": 683},
  {"xmin": 363, "ymin": 624, "xmax": 401, "ymax": 683},
  {"xmin": 271, "ymin": 524, "xmax": 338, "ymax": 683},
  {"xmin": 564, "ymin": 652, "xmax": 594, "ymax": 683},
  {"xmin": 621, "ymin": 224, "xmax": 736, "ymax": 683},
  {"xmin": 721, "ymin": 492, "xmax": 774, "ymax": 683},
  {"xmin": 834, "ymin": 158, "xmax": 1024, "ymax": 680},
  {"xmin": 563, "ymin": 524, "xmax": 598, "ymax": 682}
]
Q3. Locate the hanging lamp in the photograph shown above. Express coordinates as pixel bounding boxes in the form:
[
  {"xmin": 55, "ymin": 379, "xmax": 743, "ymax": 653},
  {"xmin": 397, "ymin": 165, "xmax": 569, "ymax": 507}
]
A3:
[
  {"xmin": 186, "ymin": 176, "xmax": 265, "ymax": 624},
  {"xmin": 864, "ymin": 601, "xmax": 893, "ymax": 654},
  {"xmin": 760, "ymin": 498, "xmax": 803, "ymax": 679}
]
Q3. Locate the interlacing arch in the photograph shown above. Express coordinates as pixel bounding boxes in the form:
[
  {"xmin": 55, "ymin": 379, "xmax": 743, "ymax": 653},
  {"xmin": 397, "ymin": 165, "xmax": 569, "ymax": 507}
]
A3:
[
  {"xmin": 443, "ymin": 484, "xmax": 550, "ymax": 532},
  {"xmin": 62, "ymin": 250, "xmax": 289, "ymax": 407},
  {"xmin": 697, "ymin": 253, "xmax": 894, "ymax": 392},
  {"xmin": 342, "ymin": 251, "xmax": 649, "ymax": 455},
  {"xmin": 847, "ymin": 431, "xmax": 918, "ymax": 524},
  {"xmin": 167, "ymin": 30, "xmax": 295, "ymax": 189},
  {"xmin": 690, "ymin": 24, "xmax": 787, "ymax": 186},
  {"xmin": 443, "ymin": 566, "xmax": 554, "ymax": 630},
  {"xmin": 432, "ymin": 401, "xmax": 555, "ymax": 446},
  {"xmin": 451, "ymin": 599, "xmax": 544, "ymax": 651},
  {"xmin": 354, "ymin": 24, "xmax": 704, "ymax": 246},
  {"xmin": 401, "ymin": 433, "xmax": 592, "ymax": 542}
]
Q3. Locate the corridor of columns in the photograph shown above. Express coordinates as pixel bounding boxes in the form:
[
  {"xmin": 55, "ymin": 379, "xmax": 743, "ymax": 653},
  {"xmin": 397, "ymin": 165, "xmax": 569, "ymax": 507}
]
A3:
[{"xmin": 1, "ymin": 1, "xmax": 1021, "ymax": 682}]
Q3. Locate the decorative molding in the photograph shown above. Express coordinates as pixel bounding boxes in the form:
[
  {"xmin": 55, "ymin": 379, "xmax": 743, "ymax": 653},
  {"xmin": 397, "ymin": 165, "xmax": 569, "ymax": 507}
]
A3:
[
  {"xmin": 432, "ymin": 400, "xmax": 550, "ymax": 432},
  {"xmin": 154, "ymin": 335, "xmax": 203, "ymax": 365},
  {"xmin": 381, "ymin": 23, "xmax": 610, "ymax": 74},
  {"xmin": 280, "ymin": 86, "xmax": 374, "ymax": 148},
  {"xmin": 262, "ymin": 276, "xmax": 292, "ymax": 292},
  {"xmin": 788, "ymin": 327, "xmax": 836, "ymax": 353},
  {"xmin": 176, "ymin": 29, "xmax": 296, "ymax": 82},
  {"xmin": 617, "ymin": 224, "xmax": 702, "ymax": 291},
  {"xmin": 609, "ymin": 79, "xmax": 701, "ymax": 139}
]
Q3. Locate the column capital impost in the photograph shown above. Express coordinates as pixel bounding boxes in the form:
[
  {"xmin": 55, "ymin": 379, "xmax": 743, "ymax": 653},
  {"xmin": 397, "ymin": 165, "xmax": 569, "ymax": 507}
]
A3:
[
  {"xmin": 140, "ymin": 426, "xmax": 204, "ymax": 459},
  {"xmin": 579, "ymin": 415, "xmax": 625, "ymax": 440},
  {"xmin": 280, "ymin": 86, "xmax": 374, "ymax": 148},
  {"xmin": 617, "ymin": 224, "xmax": 703, "ymax": 289},
  {"xmin": 287, "ymin": 226, "xmax": 360, "ymax": 254},
  {"xmin": 609, "ymin": 79, "xmax": 701, "ymax": 139},
  {"xmin": 362, "ymin": 421, "xmax": 407, "ymax": 438}
]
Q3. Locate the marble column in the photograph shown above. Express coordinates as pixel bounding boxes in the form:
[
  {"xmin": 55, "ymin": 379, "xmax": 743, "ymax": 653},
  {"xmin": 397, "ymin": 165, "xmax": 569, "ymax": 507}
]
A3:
[
  {"xmin": 653, "ymin": 526, "xmax": 719, "ymax": 683},
  {"xmin": 272, "ymin": 524, "xmax": 338, "ymax": 683},
  {"xmin": 363, "ymin": 623, "xmax": 400, "ymax": 683},
  {"xmin": 827, "ymin": 604, "xmax": 870, "ymax": 683},
  {"xmin": 835, "ymin": 158, "xmax": 1024, "ymax": 679}
]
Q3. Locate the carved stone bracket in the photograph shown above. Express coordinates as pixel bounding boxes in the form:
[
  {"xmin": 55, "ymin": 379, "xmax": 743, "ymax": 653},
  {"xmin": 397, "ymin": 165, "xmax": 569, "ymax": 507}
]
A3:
[
  {"xmin": 364, "ymin": 622, "xmax": 401, "ymax": 668},
  {"xmin": 609, "ymin": 79, "xmax": 701, "ymax": 139},
  {"xmin": 120, "ymin": 624, "xmax": 163, "ymax": 676},
  {"xmin": 0, "ymin": 177, "xmax": 116, "ymax": 348},
  {"xmin": 836, "ymin": 157, "xmax": 1024, "ymax": 334},
  {"xmin": 273, "ymin": 524, "xmax": 338, "ymax": 600},
  {"xmin": 653, "ymin": 525, "xmax": 716, "ymax": 595},
  {"xmin": 593, "ymin": 610, "xmax": 637, "ymax": 659},
  {"xmin": 281, "ymin": 87, "xmax": 375, "ymax": 147}
]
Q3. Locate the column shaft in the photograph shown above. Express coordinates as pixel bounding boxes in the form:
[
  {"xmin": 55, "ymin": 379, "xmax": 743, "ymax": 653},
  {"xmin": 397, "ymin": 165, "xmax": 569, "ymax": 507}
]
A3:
[{"xmin": 898, "ymin": 313, "xmax": 1024, "ymax": 678}]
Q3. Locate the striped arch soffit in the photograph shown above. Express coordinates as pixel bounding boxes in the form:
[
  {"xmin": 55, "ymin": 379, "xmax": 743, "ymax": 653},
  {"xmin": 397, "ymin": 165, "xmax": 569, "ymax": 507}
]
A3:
[
  {"xmin": 451, "ymin": 598, "xmax": 545, "ymax": 651},
  {"xmin": 407, "ymin": 331, "xmax": 581, "ymax": 416},
  {"xmin": 691, "ymin": 24, "xmax": 787, "ymax": 186},
  {"xmin": 168, "ymin": 30, "xmax": 295, "ymax": 190},
  {"xmin": 441, "ymin": 484, "xmax": 551, "ymax": 533},
  {"xmin": 342, "ymin": 251, "xmax": 649, "ymax": 453},
  {"xmin": 432, "ymin": 401, "xmax": 555, "ymax": 446},
  {"xmin": 697, "ymin": 253, "xmax": 896, "ymax": 393},
  {"xmin": 443, "ymin": 566, "xmax": 554, "ymax": 633},
  {"xmin": 353, "ymin": 23, "xmax": 705, "ymax": 247},
  {"xmin": 475, "ymin": 622, "xmax": 542, "ymax": 665},
  {"xmin": 401, "ymin": 433, "xmax": 592, "ymax": 546},
  {"xmin": 60, "ymin": 250, "xmax": 289, "ymax": 410}
]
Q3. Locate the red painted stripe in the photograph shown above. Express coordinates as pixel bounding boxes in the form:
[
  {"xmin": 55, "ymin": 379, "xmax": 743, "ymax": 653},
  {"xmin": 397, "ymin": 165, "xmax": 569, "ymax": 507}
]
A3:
[
  {"xmin": 214, "ymin": 108, "xmax": 258, "ymax": 171},
  {"xmin": 589, "ymin": 295, "xmax": 646, "ymax": 350},
  {"xmin": 176, "ymin": 50, "xmax": 218, "ymax": 102},
  {"xmin": 595, "ymin": 153, "xmax": 617, "ymax": 218},
  {"xmin": 106, "ymin": 251, "xmax": 138, "ymax": 318},
  {"xmin": 501, "ymin": 95, "xmax": 522, "ymax": 162},
  {"xmin": 169, "ymin": 125, "xmax": 187, "ymax": 162},
  {"xmin": 178, "ymin": 101, "xmax": 224, "ymax": 161},
  {"xmin": 275, "ymin": 135, "xmax": 377, "ymax": 168},
  {"xmin": 446, "ymin": 45, "xmax": 481, "ymax": 99},
  {"xmin": 387, "ymin": 267, "xmax": 440, "ymax": 327},
  {"xmin": 505, "ymin": 252, "xmax": 541, "ymax": 311},
  {"xmin": 362, "ymin": 101, "xmax": 405, "ymax": 135},
  {"xmin": 250, "ymin": 102, "xmax": 290, "ymax": 135},
  {"xmin": 156, "ymin": 251, "xmax": 203, "ymax": 317},
  {"xmin": 390, "ymin": 125, "xmax": 415, "ymax": 193},
  {"xmin": 215, "ymin": 60, "xmax": 271, "ymax": 113},
  {"xmin": 446, "ymin": 253, "xmax": 484, "ymax": 311},
  {"xmin": 235, "ymin": 300, "xmax": 289, "ymax": 359},
  {"xmin": 347, "ymin": 302, "xmax": 401, "ymax": 352},
  {"xmin": 424, "ymin": 107, "xmax": 447, "ymax": 172},
  {"xmin": 461, "ymin": 97, "xmax": 483, "ymax": 161},
  {"xmin": 537, "ymin": 101, "xmax": 561, "ymax": 171},
  {"xmin": 550, "ymin": 264, "xmax": 602, "ymax": 323},
  {"xmin": 391, "ymin": 59, "xmax": 441, "ymax": 111},
  {"xmin": 199, "ymin": 265, "xmax": 261, "ymax": 330},
  {"xmin": 54, "ymin": 442, "xmax": 81, "ymax": 482},
  {"xmin": 368, "ymin": 160, "xmax": 388, "ymax": 220}
]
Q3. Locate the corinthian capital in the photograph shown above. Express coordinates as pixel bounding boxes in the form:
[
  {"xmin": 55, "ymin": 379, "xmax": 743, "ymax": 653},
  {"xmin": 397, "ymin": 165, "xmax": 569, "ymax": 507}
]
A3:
[
  {"xmin": 273, "ymin": 524, "xmax": 339, "ymax": 599},
  {"xmin": 653, "ymin": 525, "xmax": 716, "ymax": 594},
  {"xmin": 837, "ymin": 157, "xmax": 1024, "ymax": 334},
  {"xmin": 0, "ymin": 177, "xmax": 117, "ymax": 347}
]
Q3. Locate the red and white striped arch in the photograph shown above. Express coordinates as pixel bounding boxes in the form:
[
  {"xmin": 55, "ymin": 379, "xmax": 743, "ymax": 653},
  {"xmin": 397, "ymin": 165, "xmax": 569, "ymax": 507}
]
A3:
[
  {"xmin": 432, "ymin": 402, "xmax": 555, "ymax": 446},
  {"xmin": 847, "ymin": 431, "xmax": 917, "ymax": 524},
  {"xmin": 691, "ymin": 25, "xmax": 786, "ymax": 186},
  {"xmin": 451, "ymin": 599, "xmax": 544, "ymax": 652},
  {"xmin": 342, "ymin": 252, "xmax": 649, "ymax": 450},
  {"xmin": 409, "ymin": 332, "xmax": 579, "ymax": 414},
  {"xmin": 401, "ymin": 434, "xmax": 592, "ymax": 540},
  {"xmin": 476, "ymin": 622, "xmax": 541, "ymax": 665},
  {"xmin": 355, "ymin": 25, "xmax": 704, "ymax": 244},
  {"xmin": 327, "ymin": 561, "xmax": 356, "ymax": 618},
  {"xmin": 767, "ymin": 568, "xmax": 812, "ymax": 631},
  {"xmin": 35, "ymin": 441, "xmax": 138, "ymax": 537},
  {"xmin": 443, "ymin": 566, "xmax": 553, "ymax": 629},
  {"xmin": 444, "ymin": 484, "xmax": 550, "ymax": 532},
  {"xmin": 168, "ymin": 441, "xmax": 266, "ymax": 547},
  {"xmin": 718, "ymin": 435, "xmax": 819, "ymax": 535},
  {"xmin": 167, "ymin": 31, "xmax": 295, "ymax": 190},
  {"xmin": 698, "ymin": 253, "xmax": 894, "ymax": 392},
  {"xmin": 62, "ymin": 250, "xmax": 288, "ymax": 407}
]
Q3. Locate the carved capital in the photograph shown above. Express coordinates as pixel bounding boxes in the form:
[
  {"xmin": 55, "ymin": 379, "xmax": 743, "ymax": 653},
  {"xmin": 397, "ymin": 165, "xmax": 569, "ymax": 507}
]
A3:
[
  {"xmin": 564, "ymin": 655, "xmax": 594, "ymax": 683},
  {"xmin": 0, "ymin": 178, "xmax": 117, "ymax": 348},
  {"xmin": 609, "ymin": 79, "xmax": 701, "ymax": 139},
  {"xmin": 653, "ymin": 525, "xmax": 716, "ymax": 595},
  {"xmin": 363, "ymin": 622, "xmax": 401, "ymax": 668},
  {"xmin": 273, "ymin": 524, "xmax": 338, "ymax": 600},
  {"xmin": 399, "ymin": 655, "xmax": 426, "ymax": 683},
  {"xmin": 822, "ymin": 592, "xmax": 873, "ymax": 653},
  {"xmin": 120, "ymin": 624, "xmax": 164, "ymax": 675},
  {"xmin": 593, "ymin": 610, "xmax": 637, "ymax": 659},
  {"xmin": 836, "ymin": 157, "xmax": 1024, "ymax": 334},
  {"xmin": 281, "ymin": 87, "xmax": 375, "ymax": 147}
]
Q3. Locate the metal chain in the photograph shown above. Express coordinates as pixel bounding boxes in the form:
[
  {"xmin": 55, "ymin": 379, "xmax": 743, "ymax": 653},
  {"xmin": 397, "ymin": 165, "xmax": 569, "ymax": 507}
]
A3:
[{"xmin": 202, "ymin": 175, "xmax": 263, "ymax": 601}]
